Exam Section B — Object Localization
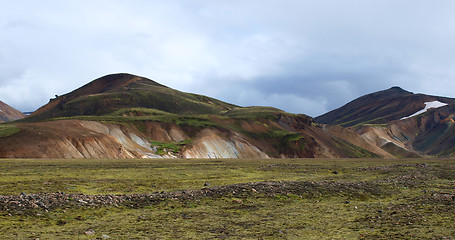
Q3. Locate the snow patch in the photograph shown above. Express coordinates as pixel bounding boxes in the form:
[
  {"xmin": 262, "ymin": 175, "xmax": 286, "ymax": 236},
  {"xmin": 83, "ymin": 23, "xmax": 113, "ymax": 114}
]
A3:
[{"xmin": 401, "ymin": 101, "xmax": 448, "ymax": 120}]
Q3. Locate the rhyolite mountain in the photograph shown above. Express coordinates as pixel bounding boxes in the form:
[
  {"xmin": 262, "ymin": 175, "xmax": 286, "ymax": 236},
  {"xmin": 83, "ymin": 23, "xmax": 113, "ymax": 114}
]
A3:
[
  {"xmin": 0, "ymin": 100, "xmax": 26, "ymax": 123},
  {"xmin": 315, "ymin": 86, "xmax": 455, "ymax": 127},
  {"xmin": 316, "ymin": 87, "xmax": 455, "ymax": 157},
  {"xmin": 0, "ymin": 73, "xmax": 391, "ymax": 159},
  {"xmin": 28, "ymin": 73, "xmax": 237, "ymax": 121},
  {"xmin": 1, "ymin": 73, "xmax": 455, "ymax": 158}
]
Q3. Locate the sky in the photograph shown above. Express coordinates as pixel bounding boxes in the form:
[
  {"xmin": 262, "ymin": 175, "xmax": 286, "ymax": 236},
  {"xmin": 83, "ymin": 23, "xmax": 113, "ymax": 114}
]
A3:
[{"xmin": 1, "ymin": 1, "xmax": 455, "ymax": 117}]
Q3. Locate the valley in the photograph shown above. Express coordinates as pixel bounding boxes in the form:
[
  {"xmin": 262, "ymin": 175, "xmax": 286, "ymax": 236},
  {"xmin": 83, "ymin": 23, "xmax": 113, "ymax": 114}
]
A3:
[
  {"xmin": 0, "ymin": 74, "xmax": 454, "ymax": 239},
  {"xmin": 0, "ymin": 158, "xmax": 453, "ymax": 239}
]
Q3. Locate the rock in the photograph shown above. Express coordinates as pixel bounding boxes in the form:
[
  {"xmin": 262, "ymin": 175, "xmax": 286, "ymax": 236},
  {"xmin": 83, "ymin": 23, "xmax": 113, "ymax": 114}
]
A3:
[
  {"xmin": 102, "ymin": 234, "xmax": 111, "ymax": 239},
  {"xmin": 232, "ymin": 199, "xmax": 242, "ymax": 204},
  {"xmin": 85, "ymin": 230, "xmax": 95, "ymax": 235},
  {"xmin": 204, "ymin": 182, "xmax": 210, "ymax": 186}
]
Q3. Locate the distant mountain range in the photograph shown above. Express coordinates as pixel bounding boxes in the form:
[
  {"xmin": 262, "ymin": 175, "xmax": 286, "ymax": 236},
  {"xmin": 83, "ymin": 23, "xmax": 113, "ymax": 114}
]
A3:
[{"xmin": 1, "ymin": 73, "xmax": 454, "ymax": 158}]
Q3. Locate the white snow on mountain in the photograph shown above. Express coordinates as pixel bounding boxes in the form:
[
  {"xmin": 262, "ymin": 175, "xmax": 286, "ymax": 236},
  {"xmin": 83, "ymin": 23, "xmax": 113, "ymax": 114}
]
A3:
[{"xmin": 401, "ymin": 101, "xmax": 448, "ymax": 120}]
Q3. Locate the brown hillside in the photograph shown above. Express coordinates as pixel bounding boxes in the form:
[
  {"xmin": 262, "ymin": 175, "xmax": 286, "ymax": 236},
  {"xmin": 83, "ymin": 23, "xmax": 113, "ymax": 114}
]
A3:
[
  {"xmin": 7, "ymin": 74, "xmax": 446, "ymax": 159},
  {"xmin": 0, "ymin": 112, "xmax": 389, "ymax": 159},
  {"xmin": 353, "ymin": 104, "xmax": 455, "ymax": 157},
  {"xmin": 0, "ymin": 100, "xmax": 26, "ymax": 123},
  {"xmin": 28, "ymin": 73, "xmax": 237, "ymax": 121},
  {"xmin": 316, "ymin": 87, "xmax": 455, "ymax": 127},
  {"xmin": 31, "ymin": 73, "xmax": 165, "ymax": 117}
]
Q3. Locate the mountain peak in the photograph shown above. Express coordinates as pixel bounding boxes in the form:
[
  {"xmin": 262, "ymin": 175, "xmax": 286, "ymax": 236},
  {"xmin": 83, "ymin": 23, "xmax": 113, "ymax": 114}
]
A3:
[
  {"xmin": 387, "ymin": 86, "xmax": 413, "ymax": 94},
  {"xmin": 71, "ymin": 73, "xmax": 165, "ymax": 96},
  {"xmin": 27, "ymin": 73, "xmax": 236, "ymax": 121}
]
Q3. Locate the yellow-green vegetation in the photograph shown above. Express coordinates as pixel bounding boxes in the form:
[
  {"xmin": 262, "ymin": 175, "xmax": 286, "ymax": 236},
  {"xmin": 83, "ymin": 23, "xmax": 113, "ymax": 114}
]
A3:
[
  {"xmin": 51, "ymin": 113, "xmax": 219, "ymax": 129},
  {"xmin": 151, "ymin": 139, "xmax": 192, "ymax": 155},
  {"xmin": 331, "ymin": 137, "xmax": 379, "ymax": 158},
  {"xmin": 0, "ymin": 158, "xmax": 454, "ymax": 239},
  {"xmin": 0, "ymin": 124, "xmax": 20, "ymax": 137},
  {"xmin": 223, "ymin": 106, "xmax": 285, "ymax": 119},
  {"xmin": 381, "ymin": 142, "xmax": 421, "ymax": 158}
]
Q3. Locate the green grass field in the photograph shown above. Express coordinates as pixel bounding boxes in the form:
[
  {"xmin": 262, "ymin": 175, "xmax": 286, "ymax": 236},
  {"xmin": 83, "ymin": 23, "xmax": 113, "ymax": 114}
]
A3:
[{"xmin": 0, "ymin": 158, "xmax": 454, "ymax": 239}]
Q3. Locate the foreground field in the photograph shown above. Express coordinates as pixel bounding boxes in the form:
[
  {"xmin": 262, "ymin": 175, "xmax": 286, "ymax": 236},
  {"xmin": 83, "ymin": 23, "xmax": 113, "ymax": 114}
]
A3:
[{"xmin": 0, "ymin": 158, "xmax": 454, "ymax": 239}]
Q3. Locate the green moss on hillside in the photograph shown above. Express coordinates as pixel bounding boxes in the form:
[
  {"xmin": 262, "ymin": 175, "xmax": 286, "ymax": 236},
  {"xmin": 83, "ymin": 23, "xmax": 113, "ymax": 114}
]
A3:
[
  {"xmin": 0, "ymin": 124, "xmax": 20, "ymax": 138},
  {"xmin": 151, "ymin": 139, "xmax": 192, "ymax": 155},
  {"xmin": 223, "ymin": 106, "xmax": 285, "ymax": 119},
  {"xmin": 381, "ymin": 142, "xmax": 421, "ymax": 158},
  {"xmin": 331, "ymin": 137, "xmax": 379, "ymax": 158}
]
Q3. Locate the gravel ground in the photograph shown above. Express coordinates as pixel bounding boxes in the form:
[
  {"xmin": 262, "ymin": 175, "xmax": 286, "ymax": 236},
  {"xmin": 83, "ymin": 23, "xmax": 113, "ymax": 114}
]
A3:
[{"xmin": 0, "ymin": 180, "xmax": 390, "ymax": 213}]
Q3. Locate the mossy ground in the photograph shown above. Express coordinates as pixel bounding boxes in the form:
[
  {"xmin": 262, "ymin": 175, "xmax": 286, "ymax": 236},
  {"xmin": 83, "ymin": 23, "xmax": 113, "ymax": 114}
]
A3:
[
  {"xmin": 0, "ymin": 158, "xmax": 454, "ymax": 239},
  {"xmin": 151, "ymin": 139, "xmax": 192, "ymax": 155},
  {"xmin": 0, "ymin": 124, "xmax": 20, "ymax": 138}
]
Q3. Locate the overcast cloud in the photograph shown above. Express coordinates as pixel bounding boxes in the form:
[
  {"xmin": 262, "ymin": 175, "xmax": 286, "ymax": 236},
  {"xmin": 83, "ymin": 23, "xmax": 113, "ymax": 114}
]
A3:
[{"xmin": 1, "ymin": 0, "xmax": 455, "ymax": 116}]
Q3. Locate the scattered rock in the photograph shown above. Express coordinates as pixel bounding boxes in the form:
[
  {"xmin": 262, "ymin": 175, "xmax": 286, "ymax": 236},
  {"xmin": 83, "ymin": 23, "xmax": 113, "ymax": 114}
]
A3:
[
  {"xmin": 0, "ymin": 180, "xmax": 389, "ymax": 213},
  {"xmin": 85, "ymin": 230, "xmax": 95, "ymax": 235},
  {"xmin": 232, "ymin": 199, "xmax": 243, "ymax": 204}
]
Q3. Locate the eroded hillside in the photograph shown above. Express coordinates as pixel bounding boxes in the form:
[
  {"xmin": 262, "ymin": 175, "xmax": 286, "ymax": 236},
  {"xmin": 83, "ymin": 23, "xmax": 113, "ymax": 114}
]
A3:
[
  {"xmin": 4, "ymin": 74, "xmax": 454, "ymax": 158},
  {"xmin": 0, "ymin": 109, "xmax": 388, "ymax": 158},
  {"xmin": 317, "ymin": 86, "xmax": 455, "ymax": 157}
]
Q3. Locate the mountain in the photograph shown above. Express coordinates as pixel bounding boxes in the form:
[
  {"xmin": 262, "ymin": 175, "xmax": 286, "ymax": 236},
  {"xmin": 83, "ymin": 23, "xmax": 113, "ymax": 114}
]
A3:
[
  {"xmin": 0, "ymin": 73, "xmax": 388, "ymax": 159},
  {"xmin": 316, "ymin": 87, "xmax": 455, "ymax": 157},
  {"xmin": 356, "ymin": 103, "xmax": 455, "ymax": 157},
  {"xmin": 315, "ymin": 87, "xmax": 455, "ymax": 127},
  {"xmin": 0, "ymin": 100, "xmax": 26, "ymax": 123},
  {"xmin": 28, "ymin": 73, "xmax": 237, "ymax": 121},
  {"xmin": 4, "ymin": 76, "xmax": 454, "ymax": 158}
]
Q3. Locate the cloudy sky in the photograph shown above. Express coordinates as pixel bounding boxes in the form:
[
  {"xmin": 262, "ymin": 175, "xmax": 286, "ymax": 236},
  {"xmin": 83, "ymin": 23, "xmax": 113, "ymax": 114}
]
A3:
[{"xmin": 1, "ymin": 1, "xmax": 455, "ymax": 116}]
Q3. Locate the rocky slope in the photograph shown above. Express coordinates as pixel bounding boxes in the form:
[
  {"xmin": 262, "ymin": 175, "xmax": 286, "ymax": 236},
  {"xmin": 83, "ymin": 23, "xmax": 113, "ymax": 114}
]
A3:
[
  {"xmin": 0, "ymin": 100, "xmax": 25, "ymax": 123},
  {"xmin": 354, "ymin": 104, "xmax": 455, "ymax": 157}
]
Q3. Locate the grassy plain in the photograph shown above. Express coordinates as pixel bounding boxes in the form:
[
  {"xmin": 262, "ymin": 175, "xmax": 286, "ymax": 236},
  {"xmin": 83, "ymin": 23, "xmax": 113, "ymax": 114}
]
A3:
[{"xmin": 0, "ymin": 158, "xmax": 454, "ymax": 239}]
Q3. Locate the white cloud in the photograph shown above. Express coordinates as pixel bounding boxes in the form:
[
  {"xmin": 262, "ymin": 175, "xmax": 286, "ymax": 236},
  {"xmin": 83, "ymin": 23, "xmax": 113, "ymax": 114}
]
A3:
[{"xmin": 1, "ymin": 0, "xmax": 455, "ymax": 115}]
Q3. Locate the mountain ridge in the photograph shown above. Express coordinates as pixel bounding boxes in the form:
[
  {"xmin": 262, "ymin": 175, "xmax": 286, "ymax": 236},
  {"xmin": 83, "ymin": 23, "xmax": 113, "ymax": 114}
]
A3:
[
  {"xmin": 315, "ymin": 86, "xmax": 455, "ymax": 127},
  {"xmin": 319, "ymin": 86, "xmax": 455, "ymax": 157},
  {"xmin": 2, "ymin": 75, "xmax": 455, "ymax": 158},
  {"xmin": 0, "ymin": 73, "xmax": 387, "ymax": 159}
]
